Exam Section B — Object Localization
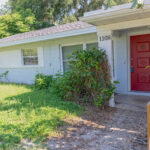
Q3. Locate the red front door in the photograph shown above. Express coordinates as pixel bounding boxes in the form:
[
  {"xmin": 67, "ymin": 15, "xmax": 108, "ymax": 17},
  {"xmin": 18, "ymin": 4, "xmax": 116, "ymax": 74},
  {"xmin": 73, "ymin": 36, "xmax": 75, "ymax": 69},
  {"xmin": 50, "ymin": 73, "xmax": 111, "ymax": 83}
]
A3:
[{"xmin": 131, "ymin": 34, "xmax": 150, "ymax": 91}]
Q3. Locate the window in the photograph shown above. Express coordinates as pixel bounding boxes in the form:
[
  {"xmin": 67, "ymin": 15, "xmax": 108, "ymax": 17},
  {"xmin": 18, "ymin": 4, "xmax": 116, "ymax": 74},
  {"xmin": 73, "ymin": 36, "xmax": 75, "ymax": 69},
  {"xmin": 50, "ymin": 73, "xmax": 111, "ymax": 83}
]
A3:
[
  {"xmin": 62, "ymin": 43, "xmax": 98, "ymax": 72},
  {"xmin": 86, "ymin": 43, "xmax": 98, "ymax": 50},
  {"xmin": 22, "ymin": 49, "xmax": 38, "ymax": 65},
  {"xmin": 62, "ymin": 45, "xmax": 82, "ymax": 72}
]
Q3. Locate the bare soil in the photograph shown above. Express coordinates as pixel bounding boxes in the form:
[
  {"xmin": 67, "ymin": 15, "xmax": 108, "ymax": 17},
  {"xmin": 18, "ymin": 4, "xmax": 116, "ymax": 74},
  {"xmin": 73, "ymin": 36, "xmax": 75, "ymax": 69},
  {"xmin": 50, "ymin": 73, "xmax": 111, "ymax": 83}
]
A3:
[
  {"xmin": 20, "ymin": 94, "xmax": 148, "ymax": 150},
  {"xmin": 47, "ymin": 105, "xmax": 147, "ymax": 150}
]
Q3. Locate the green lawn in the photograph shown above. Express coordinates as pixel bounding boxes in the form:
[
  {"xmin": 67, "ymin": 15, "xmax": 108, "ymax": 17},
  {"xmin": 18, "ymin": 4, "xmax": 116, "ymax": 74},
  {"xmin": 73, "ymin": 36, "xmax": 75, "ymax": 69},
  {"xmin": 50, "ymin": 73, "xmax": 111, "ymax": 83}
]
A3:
[{"xmin": 0, "ymin": 83, "xmax": 82, "ymax": 148}]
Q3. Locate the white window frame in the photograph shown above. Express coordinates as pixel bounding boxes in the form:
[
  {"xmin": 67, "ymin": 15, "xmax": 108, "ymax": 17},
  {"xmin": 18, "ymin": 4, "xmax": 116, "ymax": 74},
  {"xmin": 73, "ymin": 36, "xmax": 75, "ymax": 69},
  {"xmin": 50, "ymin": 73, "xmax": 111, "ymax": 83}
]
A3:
[
  {"xmin": 20, "ymin": 47, "xmax": 44, "ymax": 68},
  {"xmin": 22, "ymin": 48, "xmax": 39, "ymax": 66},
  {"xmin": 61, "ymin": 44, "xmax": 83, "ymax": 73},
  {"xmin": 86, "ymin": 42, "xmax": 99, "ymax": 50},
  {"xmin": 60, "ymin": 41, "xmax": 98, "ymax": 73}
]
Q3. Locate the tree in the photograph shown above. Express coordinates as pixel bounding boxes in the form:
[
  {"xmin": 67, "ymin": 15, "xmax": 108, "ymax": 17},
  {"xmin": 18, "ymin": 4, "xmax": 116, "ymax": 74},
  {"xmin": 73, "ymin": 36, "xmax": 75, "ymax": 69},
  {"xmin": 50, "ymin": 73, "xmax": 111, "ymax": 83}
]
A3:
[
  {"xmin": 8, "ymin": 0, "xmax": 73, "ymax": 28},
  {"xmin": 61, "ymin": 14, "xmax": 77, "ymax": 25},
  {"xmin": 106, "ymin": 0, "xmax": 144, "ymax": 9},
  {"xmin": 0, "ymin": 0, "xmax": 144, "ymax": 37},
  {"xmin": 6, "ymin": 0, "xmax": 112, "ymax": 28},
  {"xmin": 0, "ymin": 12, "xmax": 35, "ymax": 38},
  {"xmin": 0, "ymin": 3, "xmax": 11, "ymax": 15},
  {"xmin": 8, "ymin": 0, "xmax": 141, "ymax": 28}
]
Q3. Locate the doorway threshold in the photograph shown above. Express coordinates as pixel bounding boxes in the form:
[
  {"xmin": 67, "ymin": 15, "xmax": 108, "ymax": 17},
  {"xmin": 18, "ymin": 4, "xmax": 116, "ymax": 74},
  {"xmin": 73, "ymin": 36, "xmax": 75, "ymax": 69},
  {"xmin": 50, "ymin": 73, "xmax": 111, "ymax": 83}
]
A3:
[{"xmin": 124, "ymin": 91, "xmax": 150, "ymax": 97}]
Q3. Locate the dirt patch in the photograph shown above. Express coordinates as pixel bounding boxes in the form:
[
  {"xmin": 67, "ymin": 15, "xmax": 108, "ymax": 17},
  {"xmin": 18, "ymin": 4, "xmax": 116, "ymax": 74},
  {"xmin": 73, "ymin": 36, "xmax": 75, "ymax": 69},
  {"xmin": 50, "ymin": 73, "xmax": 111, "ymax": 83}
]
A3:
[{"xmin": 46, "ymin": 106, "xmax": 147, "ymax": 150}]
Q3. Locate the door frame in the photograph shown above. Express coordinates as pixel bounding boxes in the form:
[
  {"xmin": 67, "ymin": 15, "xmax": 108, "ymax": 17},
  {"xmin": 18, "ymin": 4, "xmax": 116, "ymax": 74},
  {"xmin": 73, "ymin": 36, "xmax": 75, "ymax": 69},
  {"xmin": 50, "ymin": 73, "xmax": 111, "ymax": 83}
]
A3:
[{"xmin": 127, "ymin": 29, "xmax": 150, "ymax": 93}]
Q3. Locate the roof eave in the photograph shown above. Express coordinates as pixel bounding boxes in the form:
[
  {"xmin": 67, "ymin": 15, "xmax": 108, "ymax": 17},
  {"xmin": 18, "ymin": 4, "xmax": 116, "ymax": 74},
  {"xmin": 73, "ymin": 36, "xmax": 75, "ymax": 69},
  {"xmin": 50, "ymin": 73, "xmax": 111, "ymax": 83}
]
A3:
[
  {"xmin": 80, "ymin": 3, "xmax": 150, "ymax": 26},
  {"xmin": 0, "ymin": 26, "xmax": 96, "ymax": 48}
]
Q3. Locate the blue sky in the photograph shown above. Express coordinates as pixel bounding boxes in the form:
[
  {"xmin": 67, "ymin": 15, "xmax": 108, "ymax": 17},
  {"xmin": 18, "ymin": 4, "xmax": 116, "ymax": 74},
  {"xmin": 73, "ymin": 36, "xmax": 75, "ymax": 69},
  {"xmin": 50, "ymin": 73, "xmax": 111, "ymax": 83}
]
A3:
[{"xmin": 0, "ymin": 0, "xmax": 8, "ymax": 7}]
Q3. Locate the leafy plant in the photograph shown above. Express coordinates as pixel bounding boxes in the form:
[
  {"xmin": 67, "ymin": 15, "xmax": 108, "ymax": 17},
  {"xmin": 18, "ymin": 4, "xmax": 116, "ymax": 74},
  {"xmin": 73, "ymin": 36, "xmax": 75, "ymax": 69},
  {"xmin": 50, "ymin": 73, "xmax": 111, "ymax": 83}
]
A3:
[
  {"xmin": 0, "ymin": 71, "xmax": 9, "ymax": 81},
  {"xmin": 34, "ymin": 73, "xmax": 53, "ymax": 89},
  {"xmin": 7, "ymin": 0, "xmax": 141, "ymax": 29},
  {"xmin": 0, "ymin": 12, "xmax": 36, "ymax": 38},
  {"xmin": 105, "ymin": 0, "xmax": 144, "ymax": 9},
  {"xmin": 54, "ymin": 48, "xmax": 118, "ymax": 107},
  {"xmin": 131, "ymin": 0, "xmax": 144, "ymax": 8}
]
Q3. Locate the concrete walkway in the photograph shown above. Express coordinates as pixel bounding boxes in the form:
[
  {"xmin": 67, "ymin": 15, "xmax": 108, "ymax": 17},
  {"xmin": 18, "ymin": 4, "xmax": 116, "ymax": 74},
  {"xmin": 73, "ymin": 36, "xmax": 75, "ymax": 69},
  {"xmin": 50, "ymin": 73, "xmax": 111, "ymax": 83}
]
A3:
[{"xmin": 115, "ymin": 94, "xmax": 150, "ymax": 112}]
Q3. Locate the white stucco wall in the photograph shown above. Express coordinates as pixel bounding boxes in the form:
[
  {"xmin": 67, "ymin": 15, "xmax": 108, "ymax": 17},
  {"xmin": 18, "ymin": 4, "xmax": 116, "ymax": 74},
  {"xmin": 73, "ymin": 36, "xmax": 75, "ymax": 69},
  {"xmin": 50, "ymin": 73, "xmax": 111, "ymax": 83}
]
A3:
[
  {"xmin": 0, "ymin": 50, "xmax": 22, "ymax": 68},
  {"xmin": 114, "ymin": 27, "xmax": 150, "ymax": 94},
  {"xmin": 1, "ymin": 26, "xmax": 150, "ymax": 94},
  {"xmin": 113, "ymin": 32, "xmax": 128, "ymax": 93},
  {"xmin": 0, "ymin": 33, "xmax": 98, "ymax": 84},
  {"xmin": 96, "ymin": 26, "xmax": 150, "ymax": 95}
]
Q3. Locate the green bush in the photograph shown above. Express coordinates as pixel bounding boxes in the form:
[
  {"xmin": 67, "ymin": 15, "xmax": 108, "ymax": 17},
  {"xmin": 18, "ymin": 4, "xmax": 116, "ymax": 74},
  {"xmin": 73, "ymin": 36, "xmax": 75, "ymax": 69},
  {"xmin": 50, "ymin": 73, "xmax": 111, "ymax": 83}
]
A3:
[
  {"xmin": 53, "ymin": 48, "xmax": 118, "ymax": 107},
  {"xmin": 0, "ymin": 71, "xmax": 9, "ymax": 82},
  {"xmin": 35, "ymin": 73, "xmax": 53, "ymax": 89}
]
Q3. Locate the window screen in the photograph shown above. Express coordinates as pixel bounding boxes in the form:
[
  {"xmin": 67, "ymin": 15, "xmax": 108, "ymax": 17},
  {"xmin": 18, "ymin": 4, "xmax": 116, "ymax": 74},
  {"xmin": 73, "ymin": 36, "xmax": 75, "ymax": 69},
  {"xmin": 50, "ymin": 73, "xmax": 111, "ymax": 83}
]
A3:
[
  {"xmin": 86, "ymin": 43, "xmax": 98, "ymax": 50},
  {"xmin": 22, "ymin": 49, "xmax": 38, "ymax": 65},
  {"xmin": 62, "ymin": 45, "xmax": 82, "ymax": 72}
]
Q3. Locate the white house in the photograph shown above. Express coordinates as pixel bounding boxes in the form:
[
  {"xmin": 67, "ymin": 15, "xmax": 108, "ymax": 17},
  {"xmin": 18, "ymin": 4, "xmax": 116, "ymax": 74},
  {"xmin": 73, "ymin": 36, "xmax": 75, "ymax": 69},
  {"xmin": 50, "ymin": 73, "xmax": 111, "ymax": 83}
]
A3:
[
  {"xmin": 80, "ymin": 0, "xmax": 150, "ymax": 106},
  {"xmin": 0, "ymin": 22, "xmax": 98, "ymax": 83},
  {"xmin": 0, "ymin": 1, "xmax": 150, "ymax": 106}
]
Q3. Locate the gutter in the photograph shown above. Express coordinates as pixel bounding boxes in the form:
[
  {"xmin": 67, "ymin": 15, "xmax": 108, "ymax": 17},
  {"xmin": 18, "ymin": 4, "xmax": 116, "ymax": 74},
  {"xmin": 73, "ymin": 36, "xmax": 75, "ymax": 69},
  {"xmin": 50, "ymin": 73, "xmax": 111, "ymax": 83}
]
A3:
[
  {"xmin": 80, "ymin": 2, "xmax": 150, "ymax": 25},
  {"xmin": 0, "ymin": 26, "xmax": 96, "ymax": 48}
]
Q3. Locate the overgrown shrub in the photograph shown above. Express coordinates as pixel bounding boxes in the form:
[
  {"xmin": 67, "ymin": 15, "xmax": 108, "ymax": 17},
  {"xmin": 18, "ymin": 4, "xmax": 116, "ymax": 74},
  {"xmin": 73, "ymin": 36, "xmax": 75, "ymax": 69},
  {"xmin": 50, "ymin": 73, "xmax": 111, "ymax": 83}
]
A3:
[
  {"xmin": 35, "ymin": 73, "xmax": 53, "ymax": 89},
  {"xmin": 0, "ymin": 71, "xmax": 9, "ymax": 82},
  {"xmin": 54, "ymin": 48, "xmax": 117, "ymax": 107}
]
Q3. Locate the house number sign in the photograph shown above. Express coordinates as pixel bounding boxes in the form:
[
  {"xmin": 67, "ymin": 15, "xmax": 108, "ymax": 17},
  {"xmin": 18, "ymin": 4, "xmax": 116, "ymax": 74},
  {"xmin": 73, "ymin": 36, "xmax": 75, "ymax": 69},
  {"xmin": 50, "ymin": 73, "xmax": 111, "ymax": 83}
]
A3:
[{"xmin": 99, "ymin": 35, "xmax": 111, "ymax": 42}]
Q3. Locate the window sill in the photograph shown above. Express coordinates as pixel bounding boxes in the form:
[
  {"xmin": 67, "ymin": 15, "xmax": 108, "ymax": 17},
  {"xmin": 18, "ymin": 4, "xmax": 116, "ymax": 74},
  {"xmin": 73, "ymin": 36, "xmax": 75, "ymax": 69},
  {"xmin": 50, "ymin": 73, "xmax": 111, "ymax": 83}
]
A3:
[
  {"xmin": 0, "ymin": 65, "xmax": 44, "ymax": 69},
  {"xmin": 23, "ymin": 65, "xmax": 42, "ymax": 68}
]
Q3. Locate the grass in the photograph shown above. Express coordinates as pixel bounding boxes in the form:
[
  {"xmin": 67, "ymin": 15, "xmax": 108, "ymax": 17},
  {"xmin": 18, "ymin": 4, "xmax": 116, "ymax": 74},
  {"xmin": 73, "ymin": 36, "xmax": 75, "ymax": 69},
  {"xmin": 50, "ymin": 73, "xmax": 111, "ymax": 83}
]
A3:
[{"xmin": 0, "ymin": 83, "xmax": 82, "ymax": 149}]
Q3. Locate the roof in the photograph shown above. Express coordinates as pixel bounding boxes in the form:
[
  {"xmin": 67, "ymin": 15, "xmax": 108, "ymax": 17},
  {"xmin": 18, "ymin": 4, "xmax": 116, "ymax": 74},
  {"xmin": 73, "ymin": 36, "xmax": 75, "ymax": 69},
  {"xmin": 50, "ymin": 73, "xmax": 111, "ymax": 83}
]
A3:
[
  {"xmin": 0, "ymin": 21, "xmax": 96, "ymax": 48},
  {"xmin": 80, "ymin": 1, "xmax": 150, "ymax": 27}
]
